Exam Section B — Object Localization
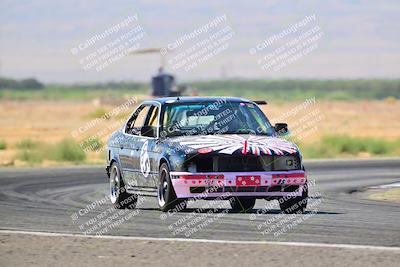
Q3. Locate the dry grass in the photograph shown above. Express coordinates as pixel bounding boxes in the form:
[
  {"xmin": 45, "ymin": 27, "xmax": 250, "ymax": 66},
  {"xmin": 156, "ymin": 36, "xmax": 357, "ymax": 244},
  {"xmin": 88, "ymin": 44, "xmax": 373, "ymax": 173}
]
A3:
[
  {"xmin": 262, "ymin": 99, "xmax": 400, "ymax": 142},
  {"xmin": 0, "ymin": 98, "xmax": 399, "ymax": 166},
  {"xmin": 366, "ymin": 188, "xmax": 400, "ymax": 203}
]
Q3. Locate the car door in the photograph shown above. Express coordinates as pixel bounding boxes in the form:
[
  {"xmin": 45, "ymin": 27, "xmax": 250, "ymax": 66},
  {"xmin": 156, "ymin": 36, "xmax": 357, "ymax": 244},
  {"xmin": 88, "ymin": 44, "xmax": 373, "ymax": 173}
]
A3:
[
  {"xmin": 120, "ymin": 104, "xmax": 152, "ymax": 187},
  {"xmin": 132, "ymin": 104, "xmax": 160, "ymax": 188}
]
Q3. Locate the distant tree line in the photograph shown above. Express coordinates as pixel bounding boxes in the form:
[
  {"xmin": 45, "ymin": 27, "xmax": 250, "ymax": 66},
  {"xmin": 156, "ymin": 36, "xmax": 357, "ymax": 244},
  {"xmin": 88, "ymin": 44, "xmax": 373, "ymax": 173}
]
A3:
[
  {"xmin": 0, "ymin": 77, "xmax": 44, "ymax": 90},
  {"xmin": 62, "ymin": 81, "xmax": 146, "ymax": 90},
  {"xmin": 1, "ymin": 77, "xmax": 399, "ymax": 100},
  {"xmin": 187, "ymin": 79, "xmax": 400, "ymax": 100}
]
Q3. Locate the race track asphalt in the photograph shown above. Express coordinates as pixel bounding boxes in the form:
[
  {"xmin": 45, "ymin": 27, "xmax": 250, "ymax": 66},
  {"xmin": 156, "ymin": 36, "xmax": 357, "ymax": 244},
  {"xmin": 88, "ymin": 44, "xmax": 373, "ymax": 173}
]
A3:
[{"xmin": 0, "ymin": 158, "xmax": 399, "ymax": 247}]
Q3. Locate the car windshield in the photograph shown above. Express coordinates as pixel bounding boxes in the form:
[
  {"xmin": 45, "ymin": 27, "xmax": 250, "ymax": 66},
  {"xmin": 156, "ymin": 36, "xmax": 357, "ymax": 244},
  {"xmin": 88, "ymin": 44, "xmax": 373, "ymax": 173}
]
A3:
[{"xmin": 161, "ymin": 101, "xmax": 274, "ymax": 137}]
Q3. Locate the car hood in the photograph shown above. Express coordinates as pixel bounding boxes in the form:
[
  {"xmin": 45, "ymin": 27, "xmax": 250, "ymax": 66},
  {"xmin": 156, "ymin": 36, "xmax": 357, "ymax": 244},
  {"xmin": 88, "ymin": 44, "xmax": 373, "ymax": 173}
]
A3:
[{"xmin": 163, "ymin": 134, "xmax": 299, "ymax": 156}]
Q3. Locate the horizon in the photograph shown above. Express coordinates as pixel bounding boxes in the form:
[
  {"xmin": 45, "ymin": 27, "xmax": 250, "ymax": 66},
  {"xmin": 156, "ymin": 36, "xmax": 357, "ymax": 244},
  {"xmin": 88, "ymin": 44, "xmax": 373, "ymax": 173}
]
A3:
[
  {"xmin": 4, "ymin": 76, "xmax": 400, "ymax": 86},
  {"xmin": 1, "ymin": 0, "xmax": 400, "ymax": 82}
]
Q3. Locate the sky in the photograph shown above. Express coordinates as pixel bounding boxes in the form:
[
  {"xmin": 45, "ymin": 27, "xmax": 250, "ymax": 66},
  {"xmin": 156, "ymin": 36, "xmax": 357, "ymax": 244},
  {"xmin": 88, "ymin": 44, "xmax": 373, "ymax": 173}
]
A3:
[{"xmin": 0, "ymin": 0, "xmax": 399, "ymax": 83}]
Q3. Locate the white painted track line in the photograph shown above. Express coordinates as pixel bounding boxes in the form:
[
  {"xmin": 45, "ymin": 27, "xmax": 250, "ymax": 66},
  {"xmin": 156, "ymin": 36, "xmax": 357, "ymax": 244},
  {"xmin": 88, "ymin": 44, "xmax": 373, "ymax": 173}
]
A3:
[
  {"xmin": 1, "ymin": 229, "xmax": 399, "ymax": 251},
  {"xmin": 369, "ymin": 182, "xmax": 400, "ymax": 189}
]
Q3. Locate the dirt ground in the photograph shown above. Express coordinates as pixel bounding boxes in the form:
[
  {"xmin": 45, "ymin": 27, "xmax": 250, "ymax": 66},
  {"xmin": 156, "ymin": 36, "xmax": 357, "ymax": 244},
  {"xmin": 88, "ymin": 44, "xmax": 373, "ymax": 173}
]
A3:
[
  {"xmin": 0, "ymin": 98, "xmax": 399, "ymax": 165},
  {"xmin": 1, "ymin": 232, "xmax": 400, "ymax": 267},
  {"xmin": 364, "ymin": 187, "xmax": 400, "ymax": 203}
]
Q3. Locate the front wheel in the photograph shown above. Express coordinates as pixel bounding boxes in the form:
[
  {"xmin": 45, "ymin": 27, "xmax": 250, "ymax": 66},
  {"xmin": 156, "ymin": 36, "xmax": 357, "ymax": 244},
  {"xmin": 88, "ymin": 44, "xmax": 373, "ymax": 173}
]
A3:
[
  {"xmin": 230, "ymin": 197, "xmax": 256, "ymax": 213},
  {"xmin": 157, "ymin": 163, "xmax": 187, "ymax": 212},
  {"xmin": 109, "ymin": 163, "xmax": 138, "ymax": 209},
  {"xmin": 279, "ymin": 184, "xmax": 308, "ymax": 214}
]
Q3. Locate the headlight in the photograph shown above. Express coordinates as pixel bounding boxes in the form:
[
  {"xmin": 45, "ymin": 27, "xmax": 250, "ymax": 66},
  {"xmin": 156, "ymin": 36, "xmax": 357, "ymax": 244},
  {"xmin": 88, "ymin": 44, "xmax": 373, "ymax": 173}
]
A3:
[{"xmin": 273, "ymin": 156, "xmax": 300, "ymax": 171}]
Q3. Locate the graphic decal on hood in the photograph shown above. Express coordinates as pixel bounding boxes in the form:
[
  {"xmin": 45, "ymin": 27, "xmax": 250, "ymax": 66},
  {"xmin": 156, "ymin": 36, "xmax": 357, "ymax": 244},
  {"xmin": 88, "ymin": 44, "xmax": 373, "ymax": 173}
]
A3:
[{"xmin": 178, "ymin": 135, "xmax": 298, "ymax": 155}]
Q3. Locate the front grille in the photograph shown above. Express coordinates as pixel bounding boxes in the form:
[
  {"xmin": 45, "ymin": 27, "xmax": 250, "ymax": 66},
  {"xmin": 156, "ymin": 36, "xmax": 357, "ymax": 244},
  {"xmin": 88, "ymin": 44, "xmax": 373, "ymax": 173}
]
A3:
[
  {"xmin": 284, "ymin": 185, "xmax": 300, "ymax": 192},
  {"xmin": 187, "ymin": 155, "xmax": 300, "ymax": 172},
  {"xmin": 237, "ymin": 186, "xmax": 256, "ymax": 192},
  {"xmin": 225, "ymin": 186, "xmax": 236, "ymax": 192},
  {"xmin": 191, "ymin": 185, "xmax": 297, "ymax": 194},
  {"xmin": 218, "ymin": 156, "xmax": 267, "ymax": 172},
  {"xmin": 269, "ymin": 186, "xmax": 282, "ymax": 192},
  {"xmin": 190, "ymin": 187, "xmax": 206, "ymax": 193},
  {"xmin": 190, "ymin": 186, "xmax": 223, "ymax": 193},
  {"xmin": 268, "ymin": 185, "xmax": 300, "ymax": 192}
]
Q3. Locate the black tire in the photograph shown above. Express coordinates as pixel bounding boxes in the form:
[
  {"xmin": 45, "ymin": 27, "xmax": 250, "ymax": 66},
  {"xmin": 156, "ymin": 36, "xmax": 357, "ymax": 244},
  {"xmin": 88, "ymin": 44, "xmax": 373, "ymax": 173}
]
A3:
[
  {"xmin": 157, "ymin": 163, "xmax": 187, "ymax": 212},
  {"xmin": 229, "ymin": 197, "xmax": 256, "ymax": 213},
  {"xmin": 279, "ymin": 183, "xmax": 308, "ymax": 214},
  {"xmin": 109, "ymin": 163, "xmax": 138, "ymax": 209}
]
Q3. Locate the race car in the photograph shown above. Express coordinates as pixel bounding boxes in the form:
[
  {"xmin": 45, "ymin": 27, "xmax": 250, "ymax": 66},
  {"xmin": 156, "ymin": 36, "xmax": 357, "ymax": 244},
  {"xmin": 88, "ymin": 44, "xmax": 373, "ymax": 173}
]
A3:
[{"xmin": 106, "ymin": 97, "xmax": 308, "ymax": 213}]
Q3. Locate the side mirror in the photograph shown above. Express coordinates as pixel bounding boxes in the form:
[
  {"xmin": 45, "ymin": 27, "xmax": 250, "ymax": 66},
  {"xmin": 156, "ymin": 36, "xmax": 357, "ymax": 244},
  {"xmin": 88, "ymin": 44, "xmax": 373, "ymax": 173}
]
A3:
[
  {"xmin": 274, "ymin": 123, "xmax": 289, "ymax": 136},
  {"xmin": 141, "ymin": 125, "xmax": 156, "ymax": 138}
]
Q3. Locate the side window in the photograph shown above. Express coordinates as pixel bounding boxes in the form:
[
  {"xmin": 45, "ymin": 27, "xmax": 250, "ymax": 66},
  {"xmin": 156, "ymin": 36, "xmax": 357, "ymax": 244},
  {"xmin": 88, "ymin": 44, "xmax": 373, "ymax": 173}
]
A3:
[
  {"xmin": 146, "ymin": 106, "xmax": 159, "ymax": 127},
  {"xmin": 125, "ymin": 105, "xmax": 151, "ymax": 135}
]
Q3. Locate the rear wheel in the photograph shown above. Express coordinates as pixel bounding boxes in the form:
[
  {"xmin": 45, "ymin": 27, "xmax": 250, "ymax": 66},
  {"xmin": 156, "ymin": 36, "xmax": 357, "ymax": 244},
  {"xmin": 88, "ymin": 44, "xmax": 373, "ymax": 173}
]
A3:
[
  {"xmin": 109, "ymin": 163, "xmax": 138, "ymax": 209},
  {"xmin": 230, "ymin": 197, "xmax": 256, "ymax": 213},
  {"xmin": 279, "ymin": 183, "xmax": 308, "ymax": 214},
  {"xmin": 157, "ymin": 163, "xmax": 187, "ymax": 212}
]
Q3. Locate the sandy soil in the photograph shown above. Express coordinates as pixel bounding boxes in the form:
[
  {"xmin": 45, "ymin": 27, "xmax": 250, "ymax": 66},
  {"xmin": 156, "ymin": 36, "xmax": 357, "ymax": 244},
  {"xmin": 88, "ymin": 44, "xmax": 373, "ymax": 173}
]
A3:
[
  {"xmin": 1, "ymin": 232, "xmax": 400, "ymax": 267},
  {"xmin": 364, "ymin": 188, "xmax": 400, "ymax": 204},
  {"xmin": 1, "ymin": 99, "xmax": 399, "ymax": 144},
  {"xmin": 0, "ymin": 99, "xmax": 399, "ymax": 165}
]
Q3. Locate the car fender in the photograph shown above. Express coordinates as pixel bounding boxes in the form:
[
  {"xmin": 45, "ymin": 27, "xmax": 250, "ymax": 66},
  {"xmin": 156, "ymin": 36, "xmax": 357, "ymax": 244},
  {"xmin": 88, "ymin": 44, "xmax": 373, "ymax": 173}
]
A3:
[{"xmin": 157, "ymin": 153, "xmax": 172, "ymax": 172}]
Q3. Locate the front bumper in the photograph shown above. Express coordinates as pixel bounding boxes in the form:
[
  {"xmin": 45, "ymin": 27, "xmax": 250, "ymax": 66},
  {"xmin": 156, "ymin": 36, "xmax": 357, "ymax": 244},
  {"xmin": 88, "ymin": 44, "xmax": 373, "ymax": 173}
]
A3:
[{"xmin": 170, "ymin": 170, "xmax": 306, "ymax": 199}]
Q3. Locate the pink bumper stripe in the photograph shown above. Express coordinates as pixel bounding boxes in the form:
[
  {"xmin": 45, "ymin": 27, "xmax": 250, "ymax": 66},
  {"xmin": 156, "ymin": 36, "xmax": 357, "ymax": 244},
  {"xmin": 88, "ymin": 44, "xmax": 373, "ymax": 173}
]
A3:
[{"xmin": 170, "ymin": 170, "xmax": 306, "ymax": 199}]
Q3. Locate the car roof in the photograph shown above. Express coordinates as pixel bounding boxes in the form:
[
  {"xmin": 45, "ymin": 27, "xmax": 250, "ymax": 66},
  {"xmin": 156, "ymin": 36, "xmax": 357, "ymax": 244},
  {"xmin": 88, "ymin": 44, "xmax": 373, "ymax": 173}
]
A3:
[{"xmin": 144, "ymin": 96, "xmax": 252, "ymax": 105}]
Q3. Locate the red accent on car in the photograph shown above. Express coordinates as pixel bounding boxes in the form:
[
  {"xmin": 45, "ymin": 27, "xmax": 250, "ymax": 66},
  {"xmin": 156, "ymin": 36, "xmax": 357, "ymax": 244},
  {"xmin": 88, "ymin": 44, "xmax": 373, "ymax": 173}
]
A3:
[
  {"xmin": 181, "ymin": 175, "xmax": 207, "ymax": 180},
  {"xmin": 207, "ymin": 175, "xmax": 224, "ymax": 179},
  {"xmin": 236, "ymin": 175, "xmax": 261, "ymax": 186},
  {"xmin": 253, "ymin": 146, "xmax": 259, "ymax": 156},
  {"xmin": 198, "ymin": 147, "xmax": 213, "ymax": 154},
  {"xmin": 179, "ymin": 174, "xmax": 224, "ymax": 180},
  {"xmin": 242, "ymin": 140, "xmax": 248, "ymax": 154},
  {"xmin": 272, "ymin": 173, "xmax": 305, "ymax": 179}
]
